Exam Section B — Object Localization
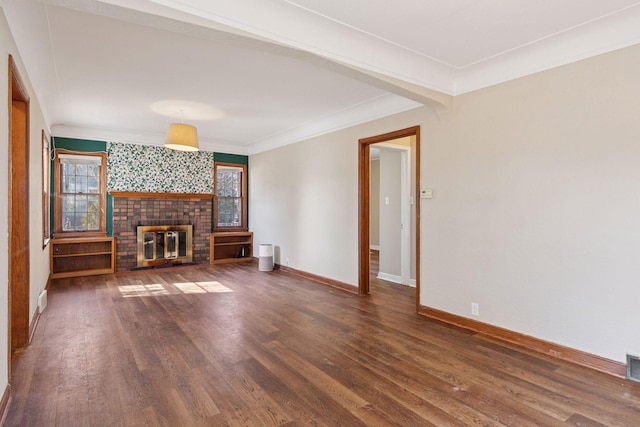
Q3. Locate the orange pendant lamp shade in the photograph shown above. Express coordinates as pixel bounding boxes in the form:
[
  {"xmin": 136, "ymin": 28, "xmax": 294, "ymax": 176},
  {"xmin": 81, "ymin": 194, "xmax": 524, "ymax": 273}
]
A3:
[{"xmin": 164, "ymin": 123, "xmax": 199, "ymax": 151}]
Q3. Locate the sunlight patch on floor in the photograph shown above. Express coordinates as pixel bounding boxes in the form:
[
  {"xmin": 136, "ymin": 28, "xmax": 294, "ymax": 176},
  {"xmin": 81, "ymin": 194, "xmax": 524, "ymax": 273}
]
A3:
[
  {"xmin": 173, "ymin": 281, "xmax": 233, "ymax": 294},
  {"xmin": 118, "ymin": 281, "xmax": 233, "ymax": 297},
  {"xmin": 118, "ymin": 284, "xmax": 170, "ymax": 297}
]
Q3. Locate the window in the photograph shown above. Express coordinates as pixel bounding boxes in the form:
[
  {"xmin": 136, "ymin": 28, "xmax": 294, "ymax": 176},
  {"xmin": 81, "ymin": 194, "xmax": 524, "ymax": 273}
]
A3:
[
  {"xmin": 213, "ymin": 162, "xmax": 247, "ymax": 231},
  {"xmin": 54, "ymin": 150, "xmax": 107, "ymax": 236}
]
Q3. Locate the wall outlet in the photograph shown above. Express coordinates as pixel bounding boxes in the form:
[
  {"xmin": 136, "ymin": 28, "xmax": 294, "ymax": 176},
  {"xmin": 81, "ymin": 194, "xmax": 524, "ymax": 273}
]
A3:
[
  {"xmin": 285, "ymin": 257, "xmax": 290, "ymax": 266},
  {"xmin": 471, "ymin": 303, "xmax": 479, "ymax": 316}
]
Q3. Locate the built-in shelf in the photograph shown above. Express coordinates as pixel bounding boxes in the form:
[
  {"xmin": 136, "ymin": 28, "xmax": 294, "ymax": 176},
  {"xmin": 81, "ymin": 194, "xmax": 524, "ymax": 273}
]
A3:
[
  {"xmin": 50, "ymin": 237, "xmax": 115, "ymax": 279},
  {"xmin": 210, "ymin": 232, "xmax": 253, "ymax": 264}
]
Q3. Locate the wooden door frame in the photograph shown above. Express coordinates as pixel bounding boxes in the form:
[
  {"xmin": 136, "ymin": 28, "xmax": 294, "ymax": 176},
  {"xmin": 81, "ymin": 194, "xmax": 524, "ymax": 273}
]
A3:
[
  {"xmin": 358, "ymin": 126, "xmax": 420, "ymax": 309},
  {"xmin": 8, "ymin": 55, "xmax": 31, "ymax": 366}
]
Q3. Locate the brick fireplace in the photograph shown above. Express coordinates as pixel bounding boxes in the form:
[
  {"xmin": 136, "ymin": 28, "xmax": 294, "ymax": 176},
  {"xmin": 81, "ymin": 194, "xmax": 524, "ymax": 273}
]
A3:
[{"xmin": 111, "ymin": 192, "xmax": 212, "ymax": 271}]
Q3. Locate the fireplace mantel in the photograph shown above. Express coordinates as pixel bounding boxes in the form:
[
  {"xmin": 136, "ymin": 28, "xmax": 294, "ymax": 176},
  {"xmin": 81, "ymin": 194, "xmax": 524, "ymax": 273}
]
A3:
[{"xmin": 110, "ymin": 191, "xmax": 213, "ymax": 199}]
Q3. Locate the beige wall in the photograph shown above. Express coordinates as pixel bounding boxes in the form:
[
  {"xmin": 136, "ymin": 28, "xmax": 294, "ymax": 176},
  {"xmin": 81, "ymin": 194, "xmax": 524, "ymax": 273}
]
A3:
[
  {"xmin": 369, "ymin": 158, "xmax": 379, "ymax": 248},
  {"xmin": 0, "ymin": 8, "xmax": 51, "ymax": 393},
  {"xmin": 377, "ymin": 136, "xmax": 417, "ymax": 284},
  {"xmin": 250, "ymin": 43, "xmax": 640, "ymax": 364},
  {"xmin": 421, "ymin": 43, "xmax": 640, "ymax": 363},
  {"xmin": 0, "ymin": 10, "xmax": 10, "ymax": 393},
  {"xmin": 378, "ymin": 149, "xmax": 402, "ymax": 277},
  {"xmin": 249, "ymin": 129, "xmax": 360, "ymax": 284}
]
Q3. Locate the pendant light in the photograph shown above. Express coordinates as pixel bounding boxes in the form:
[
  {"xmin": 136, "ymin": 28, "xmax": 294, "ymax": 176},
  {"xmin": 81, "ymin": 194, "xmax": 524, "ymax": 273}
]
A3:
[{"xmin": 164, "ymin": 110, "xmax": 199, "ymax": 151}]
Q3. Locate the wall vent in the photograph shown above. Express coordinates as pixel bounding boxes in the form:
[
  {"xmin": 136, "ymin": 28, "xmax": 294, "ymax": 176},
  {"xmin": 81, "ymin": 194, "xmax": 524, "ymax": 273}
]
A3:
[
  {"xmin": 38, "ymin": 290, "xmax": 47, "ymax": 313},
  {"xmin": 627, "ymin": 354, "xmax": 640, "ymax": 383}
]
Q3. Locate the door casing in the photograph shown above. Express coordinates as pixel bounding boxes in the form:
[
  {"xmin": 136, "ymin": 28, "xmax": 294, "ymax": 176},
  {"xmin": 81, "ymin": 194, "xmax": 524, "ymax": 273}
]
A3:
[
  {"xmin": 8, "ymin": 55, "xmax": 31, "ymax": 373},
  {"xmin": 358, "ymin": 126, "xmax": 420, "ymax": 309}
]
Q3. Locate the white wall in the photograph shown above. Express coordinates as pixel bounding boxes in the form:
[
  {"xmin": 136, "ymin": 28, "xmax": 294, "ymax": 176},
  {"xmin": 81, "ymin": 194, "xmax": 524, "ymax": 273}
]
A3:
[
  {"xmin": 378, "ymin": 149, "xmax": 402, "ymax": 278},
  {"xmin": 369, "ymin": 158, "xmax": 380, "ymax": 248},
  {"xmin": 0, "ymin": 7, "xmax": 51, "ymax": 394},
  {"xmin": 250, "ymin": 43, "xmax": 640, "ymax": 364}
]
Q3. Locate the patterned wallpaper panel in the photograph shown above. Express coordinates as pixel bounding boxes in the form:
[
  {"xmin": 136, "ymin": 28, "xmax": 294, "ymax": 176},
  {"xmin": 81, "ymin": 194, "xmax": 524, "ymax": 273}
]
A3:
[{"xmin": 107, "ymin": 142, "xmax": 214, "ymax": 193}]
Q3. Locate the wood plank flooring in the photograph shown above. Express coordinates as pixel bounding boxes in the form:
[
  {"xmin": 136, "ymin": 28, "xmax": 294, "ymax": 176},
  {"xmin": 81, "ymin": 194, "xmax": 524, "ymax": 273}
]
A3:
[{"xmin": 6, "ymin": 261, "xmax": 640, "ymax": 426}]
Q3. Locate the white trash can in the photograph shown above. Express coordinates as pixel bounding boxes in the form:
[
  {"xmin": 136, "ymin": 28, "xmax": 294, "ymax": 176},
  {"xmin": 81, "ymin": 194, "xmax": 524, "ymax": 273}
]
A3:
[{"xmin": 258, "ymin": 244, "xmax": 274, "ymax": 271}]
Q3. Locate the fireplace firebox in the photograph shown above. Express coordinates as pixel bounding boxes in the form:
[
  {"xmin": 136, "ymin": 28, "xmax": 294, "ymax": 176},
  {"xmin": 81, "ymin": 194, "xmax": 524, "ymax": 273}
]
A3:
[{"xmin": 136, "ymin": 225, "xmax": 193, "ymax": 267}]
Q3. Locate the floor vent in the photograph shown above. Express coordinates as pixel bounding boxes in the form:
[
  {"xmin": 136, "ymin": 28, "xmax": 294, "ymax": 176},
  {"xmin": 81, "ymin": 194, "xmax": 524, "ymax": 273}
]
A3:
[
  {"xmin": 627, "ymin": 354, "xmax": 640, "ymax": 383},
  {"xmin": 38, "ymin": 290, "xmax": 47, "ymax": 313}
]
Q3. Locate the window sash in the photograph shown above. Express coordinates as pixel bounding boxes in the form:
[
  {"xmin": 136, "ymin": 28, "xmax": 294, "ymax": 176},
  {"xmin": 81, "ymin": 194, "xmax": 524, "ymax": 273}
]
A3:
[
  {"xmin": 213, "ymin": 162, "xmax": 247, "ymax": 231},
  {"xmin": 54, "ymin": 150, "xmax": 107, "ymax": 236},
  {"xmin": 216, "ymin": 196, "xmax": 245, "ymax": 228}
]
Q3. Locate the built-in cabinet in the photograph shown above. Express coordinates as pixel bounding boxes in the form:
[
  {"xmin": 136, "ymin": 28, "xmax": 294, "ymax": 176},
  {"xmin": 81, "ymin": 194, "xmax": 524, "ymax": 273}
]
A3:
[
  {"xmin": 210, "ymin": 232, "xmax": 253, "ymax": 264},
  {"xmin": 50, "ymin": 237, "xmax": 115, "ymax": 278}
]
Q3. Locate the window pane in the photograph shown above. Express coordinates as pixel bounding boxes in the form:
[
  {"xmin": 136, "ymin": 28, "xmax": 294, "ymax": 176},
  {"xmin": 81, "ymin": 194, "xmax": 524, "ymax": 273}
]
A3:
[
  {"xmin": 216, "ymin": 169, "xmax": 241, "ymax": 197},
  {"xmin": 87, "ymin": 164, "xmax": 99, "ymax": 177},
  {"xmin": 76, "ymin": 196, "xmax": 87, "ymax": 213},
  {"xmin": 86, "ymin": 213, "xmax": 99, "ymax": 230},
  {"xmin": 63, "ymin": 163, "xmax": 75, "ymax": 176},
  {"xmin": 63, "ymin": 214, "xmax": 75, "ymax": 231},
  {"xmin": 58, "ymin": 153, "xmax": 104, "ymax": 233},
  {"xmin": 62, "ymin": 195, "xmax": 75, "ymax": 213},
  {"xmin": 87, "ymin": 176, "xmax": 99, "ymax": 193},
  {"xmin": 63, "ymin": 175, "xmax": 75, "ymax": 193},
  {"xmin": 87, "ymin": 196, "xmax": 99, "ymax": 214},
  {"xmin": 217, "ymin": 197, "xmax": 242, "ymax": 227},
  {"xmin": 75, "ymin": 213, "xmax": 87, "ymax": 231},
  {"xmin": 75, "ymin": 175, "xmax": 87, "ymax": 193}
]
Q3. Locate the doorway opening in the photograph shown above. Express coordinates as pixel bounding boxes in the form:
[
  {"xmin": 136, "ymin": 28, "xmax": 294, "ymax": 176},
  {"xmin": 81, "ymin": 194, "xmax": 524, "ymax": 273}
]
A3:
[
  {"xmin": 370, "ymin": 142, "xmax": 413, "ymax": 287},
  {"xmin": 358, "ymin": 126, "xmax": 420, "ymax": 309},
  {"xmin": 8, "ymin": 55, "xmax": 31, "ymax": 377}
]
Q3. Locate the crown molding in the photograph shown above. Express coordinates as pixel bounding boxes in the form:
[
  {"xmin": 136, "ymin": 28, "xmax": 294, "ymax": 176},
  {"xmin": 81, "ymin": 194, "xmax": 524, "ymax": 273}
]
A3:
[{"xmin": 247, "ymin": 94, "xmax": 421, "ymax": 155}]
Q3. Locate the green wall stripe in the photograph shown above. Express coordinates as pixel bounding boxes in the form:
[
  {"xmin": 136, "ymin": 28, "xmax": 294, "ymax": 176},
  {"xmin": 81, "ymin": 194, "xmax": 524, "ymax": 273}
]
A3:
[
  {"xmin": 213, "ymin": 152, "xmax": 248, "ymax": 165},
  {"xmin": 52, "ymin": 136, "xmax": 107, "ymax": 153}
]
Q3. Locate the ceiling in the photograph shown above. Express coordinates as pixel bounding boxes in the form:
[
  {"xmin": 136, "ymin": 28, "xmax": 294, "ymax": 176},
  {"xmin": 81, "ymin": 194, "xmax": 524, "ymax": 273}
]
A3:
[{"xmin": 3, "ymin": 0, "xmax": 640, "ymax": 154}]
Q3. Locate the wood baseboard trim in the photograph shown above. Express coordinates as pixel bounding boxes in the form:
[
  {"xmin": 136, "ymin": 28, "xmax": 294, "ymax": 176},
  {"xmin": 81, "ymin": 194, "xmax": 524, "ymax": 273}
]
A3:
[
  {"xmin": 418, "ymin": 306, "xmax": 626, "ymax": 378},
  {"xmin": 0, "ymin": 384, "xmax": 11, "ymax": 426},
  {"xmin": 275, "ymin": 264, "xmax": 359, "ymax": 295}
]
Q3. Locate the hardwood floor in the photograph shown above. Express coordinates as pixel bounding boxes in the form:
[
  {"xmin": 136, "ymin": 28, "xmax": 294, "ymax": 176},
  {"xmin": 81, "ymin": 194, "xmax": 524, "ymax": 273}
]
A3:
[
  {"xmin": 7, "ymin": 262, "xmax": 640, "ymax": 426},
  {"xmin": 370, "ymin": 249, "xmax": 381, "ymax": 275}
]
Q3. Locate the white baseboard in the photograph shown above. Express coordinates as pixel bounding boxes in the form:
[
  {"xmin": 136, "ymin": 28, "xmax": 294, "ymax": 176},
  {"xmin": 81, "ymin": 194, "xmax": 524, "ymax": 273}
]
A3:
[
  {"xmin": 377, "ymin": 272, "xmax": 416, "ymax": 288},
  {"xmin": 377, "ymin": 272, "xmax": 403, "ymax": 284}
]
